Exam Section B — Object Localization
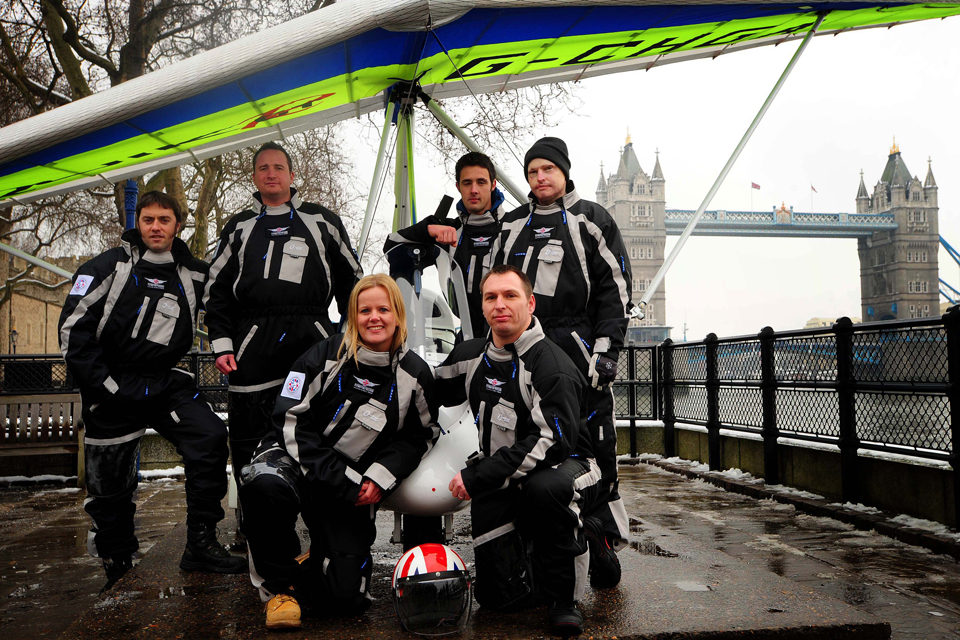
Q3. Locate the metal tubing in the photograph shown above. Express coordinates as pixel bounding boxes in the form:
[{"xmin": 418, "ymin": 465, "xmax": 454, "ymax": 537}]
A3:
[
  {"xmin": 393, "ymin": 107, "xmax": 418, "ymax": 232},
  {"xmin": 0, "ymin": 242, "xmax": 73, "ymax": 279},
  {"xmin": 422, "ymin": 98, "xmax": 528, "ymax": 204},
  {"xmin": 394, "ymin": 110, "xmax": 411, "ymax": 232},
  {"xmin": 406, "ymin": 107, "xmax": 417, "ymax": 224},
  {"xmin": 639, "ymin": 13, "xmax": 826, "ymax": 314},
  {"xmin": 124, "ymin": 179, "xmax": 138, "ymax": 230},
  {"xmin": 358, "ymin": 100, "xmax": 398, "ymax": 259}
]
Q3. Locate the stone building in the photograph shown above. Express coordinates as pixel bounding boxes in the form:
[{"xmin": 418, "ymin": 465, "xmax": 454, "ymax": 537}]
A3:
[
  {"xmin": 596, "ymin": 133, "xmax": 671, "ymax": 343},
  {"xmin": 857, "ymin": 140, "xmax": 940, "ymax": 321},
  {"xmin": 0, "ymin": 254, "xmax": 85, "ymax": 354}
]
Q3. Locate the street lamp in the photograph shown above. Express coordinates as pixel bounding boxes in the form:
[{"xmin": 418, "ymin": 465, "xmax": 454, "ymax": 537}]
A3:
[{"xmin": 10, "ymin": 328, "xmax": 18, "ymax": 354}]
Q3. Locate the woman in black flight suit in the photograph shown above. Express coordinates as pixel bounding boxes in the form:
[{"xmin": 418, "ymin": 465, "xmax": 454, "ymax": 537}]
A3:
[{"xmin": 238, "ymin": 274, "xmax": 439, "ymax": 629}]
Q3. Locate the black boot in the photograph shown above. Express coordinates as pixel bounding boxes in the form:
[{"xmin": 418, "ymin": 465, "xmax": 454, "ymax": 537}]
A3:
[
  {"xmin": 180, "ymin": 522, "xmax": 247, "ymax": 574},
  {"xmin": 548, "ymin": 601, "xmax": 584, "ymax": 637},
  {"xmin": 584, "ymin": 516, "xmax": 621, "ymax": 589},
  {"xmin": 101, "ymin": 555, "xmax": 133, "ymax": 593}
]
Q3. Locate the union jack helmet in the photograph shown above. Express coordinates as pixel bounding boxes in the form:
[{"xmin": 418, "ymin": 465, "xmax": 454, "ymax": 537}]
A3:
[{"xmin": 393, "ymin": 543, "xmax": 472, "ymax": 636}]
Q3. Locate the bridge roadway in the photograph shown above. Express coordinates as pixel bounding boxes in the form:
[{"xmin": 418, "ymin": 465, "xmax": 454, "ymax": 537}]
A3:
[
  {"xmin": 665, "ymin": 209, "xmax": 897, "ymax": 238},
  {"xmin": 2, "ymin": 462, "xmax": 958, "ymax": 639}
]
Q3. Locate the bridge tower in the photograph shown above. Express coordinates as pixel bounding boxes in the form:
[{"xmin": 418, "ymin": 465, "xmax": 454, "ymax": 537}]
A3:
[
  {"xmin": 857, "ymin": 140, "xmax": 940, "ymax": 321},
  {"xmin": 596, "ymin": 132, "xmax": 671, "ymax": 342}
]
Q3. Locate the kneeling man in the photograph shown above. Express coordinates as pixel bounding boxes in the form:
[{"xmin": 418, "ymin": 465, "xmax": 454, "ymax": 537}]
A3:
[{"xmin": 435, "ymin": 265, "xmax": 601, "ymax": 637}]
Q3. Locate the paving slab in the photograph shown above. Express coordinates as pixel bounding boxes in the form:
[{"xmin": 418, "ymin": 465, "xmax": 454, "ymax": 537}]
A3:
[{"xmin": 57, "ymin": 497, "xmax": 890, "ymax": 639}]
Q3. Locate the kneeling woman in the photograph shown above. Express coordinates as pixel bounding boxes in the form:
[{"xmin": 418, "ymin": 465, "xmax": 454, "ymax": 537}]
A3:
[{"xmin": 239, "ymin": 274, "xmax": 439, "ymax": 629}]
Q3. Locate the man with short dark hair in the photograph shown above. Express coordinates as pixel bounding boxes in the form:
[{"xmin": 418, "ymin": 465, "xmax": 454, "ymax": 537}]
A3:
[
  {"xmin": 204, "ymin": 142, "xmax": 362, "ymax": 542},
  {"xmin": 59, "ymin": 190, "xmax": 245, "ymax": 589},
  {"xmin": 384, "ymin": 151, "xmax": 505, "ymax": 337},
  {"xmin": 490, "ymin": 136, "xmax": 632, "ymax": 588},
  {"xmin": 436, "ymin": 265, "xmax": 600, "ymax": 637}
]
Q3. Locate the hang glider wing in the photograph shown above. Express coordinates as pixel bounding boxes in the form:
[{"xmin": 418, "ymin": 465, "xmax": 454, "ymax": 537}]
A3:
[{"xmin": 1, "ymin": 0, "xmax": 958, "ymax": 206}]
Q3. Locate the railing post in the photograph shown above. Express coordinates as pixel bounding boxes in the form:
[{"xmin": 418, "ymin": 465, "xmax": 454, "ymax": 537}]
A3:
[
  {"xmin": 759, "ymin": 326, "xmax": 780, "ymax": 485},
  {"xmin": 661, "ymin": 339, "xmax": 675, "ymax": 458},
  {"xmin": 943, "ymin": 306, "xmax": 960, "ymax": 526},
  {"xmin": 652, "ymin": 346, "xmax": 660, "ymax": 421},
  {"xmin": 628, "ymin": 343, "xmax": 637, "ymax": 457},
  {"xmin": 705, "ymin": 333, "xmax": 721, "ymax": 471},
  {"xmin": 834, "ymin": 316, "xmax": 860, "ymax": 504}
]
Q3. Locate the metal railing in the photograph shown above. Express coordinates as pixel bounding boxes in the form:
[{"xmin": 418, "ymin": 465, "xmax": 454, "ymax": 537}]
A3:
[
  {"xmin": 660, "ymin": 310, "xmax": 959, "ymax": 519},
  {"xmin": 4, "ymin": 312, "xmax": 956, "ymax": 518},
  {"xmin": 0, "ymin": 352, "xmax": 229, "ymax": 414},
  {"xmin": 612, "ymin": 345, "xmax": 659, "ymax": 454}
]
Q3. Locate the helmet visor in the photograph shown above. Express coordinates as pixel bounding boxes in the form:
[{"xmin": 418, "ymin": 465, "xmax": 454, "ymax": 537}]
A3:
[{"xmin": 395, "ymin": 573, "xmax": 472, "ymax": 636}]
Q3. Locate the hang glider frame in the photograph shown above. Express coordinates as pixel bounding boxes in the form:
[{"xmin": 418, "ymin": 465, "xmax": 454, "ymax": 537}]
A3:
[
  {"xmin": 636, "ymin": 12, "xmax": 826, "ymax": 320},
  {"xmin": 356, "ymin": 80, "xmax": 529, "ymax": 259},
  {"xmin": 357, "ymin": 11, "xmax": 830, "ymax": 319}
]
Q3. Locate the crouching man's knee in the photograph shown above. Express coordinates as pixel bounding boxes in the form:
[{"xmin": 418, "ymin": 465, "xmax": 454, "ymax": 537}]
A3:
[{"xmin": 473, "ymin": 524, "xmax": 533, "ymax": 610}]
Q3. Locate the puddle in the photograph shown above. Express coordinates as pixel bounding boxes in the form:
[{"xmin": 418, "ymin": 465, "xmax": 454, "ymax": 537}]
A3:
[
  {"xmin": 631, "ymin": 538, "xmax": 679, "ymax": 558},
  {"xmin": 676, "ymin": 581, "xmax": 712, "ymax": 592}
]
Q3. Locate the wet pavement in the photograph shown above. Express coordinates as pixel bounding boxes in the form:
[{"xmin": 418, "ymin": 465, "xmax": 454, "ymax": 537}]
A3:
[
  {"xmin": 622, "ymin": 461, "xmax": 960, "ymax": 639},
  {"xmin": 0, "ymin": 478, "xmax": 188, "ymax": 638},
  {"xmin": 1, "ymin": 463, "xmax": 956, "ymax": 638}
]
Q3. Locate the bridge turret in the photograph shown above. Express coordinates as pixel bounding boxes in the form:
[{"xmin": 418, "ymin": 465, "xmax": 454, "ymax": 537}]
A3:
[
  {"xmin": 924, "ymin": 157, "xmax": 938, "ymax": 207},
  {"xmin": 856, "ymin": 170, "xmax": 870, "ymax": 214},
  {"xmin": 651, "ymin": 149, "xmax": 665, "ymax": 202},
  {"xmin": 596, "ymin": 161, "xmax": 607, "ymax": 205}
]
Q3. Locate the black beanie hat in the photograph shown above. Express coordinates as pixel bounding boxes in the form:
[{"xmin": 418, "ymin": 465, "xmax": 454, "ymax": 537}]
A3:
[{"xmin": 524, "ymin": 137, "xmax": 571, "ymax": 180}]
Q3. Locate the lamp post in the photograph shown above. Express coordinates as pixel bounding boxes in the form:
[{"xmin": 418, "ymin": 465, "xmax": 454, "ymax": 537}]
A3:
[{"xmin": 10, "ymin": 328, "xmax": 18, "ymax": 354}]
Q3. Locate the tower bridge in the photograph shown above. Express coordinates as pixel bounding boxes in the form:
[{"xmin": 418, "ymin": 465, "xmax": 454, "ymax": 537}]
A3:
[
  {"xmin": 597, "ymin": 137, "xmax": 940, "ymax": 342},
  {"xmin": 663, "ymin": 208, "xmax": 897, "ymax": 238}
]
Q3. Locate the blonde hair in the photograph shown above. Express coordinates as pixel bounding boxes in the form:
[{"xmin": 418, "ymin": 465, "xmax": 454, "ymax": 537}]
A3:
[{"xmin": 338, "ymin": 274, "xmax": 408, "ymax": 363}]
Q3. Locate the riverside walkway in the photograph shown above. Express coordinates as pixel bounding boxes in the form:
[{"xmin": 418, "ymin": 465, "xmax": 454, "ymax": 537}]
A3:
[{"xmin": 1, "ymin": 461, "xmax": 958, "ymax": 639}]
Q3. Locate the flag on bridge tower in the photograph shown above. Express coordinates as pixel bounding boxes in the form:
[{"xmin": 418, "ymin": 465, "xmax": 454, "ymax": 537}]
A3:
[
  {"xmin": 751, "ymin": 182, "xmax": 761, "ymax": 190},
  {"xmin": 811, "ymin": 184, "xmax": 818, "ymax": 193}
]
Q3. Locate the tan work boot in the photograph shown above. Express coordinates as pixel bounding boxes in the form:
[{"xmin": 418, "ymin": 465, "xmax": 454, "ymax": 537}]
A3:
[{"xmin": 265, "ymin": 594, "xmax": 301, "ymax": 630}]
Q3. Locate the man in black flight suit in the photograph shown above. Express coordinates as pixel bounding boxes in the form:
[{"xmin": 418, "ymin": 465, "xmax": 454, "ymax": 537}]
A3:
[
  {"xmin": 437, "ymin": 265, "xmax": 601, "ymax": 637},
  {"xmin": 384, "ymin": 151, "xmax": 505, "ymax": 338},
  {"xmin": 203, "ymin": 142, "xmax": 362, "ymax": 542},
  {"xmin": 490, "ymin": 137, "xmax": 632, "ymax": 588},
  {"xmin": 59, "ymin": 191, "xmax": 245, "ymax": 589}
]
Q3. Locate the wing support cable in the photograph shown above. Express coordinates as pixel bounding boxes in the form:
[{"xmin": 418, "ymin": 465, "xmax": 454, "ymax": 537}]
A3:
[
  {"xmin": 429, "ymin": 30, "xmax": 525, "ymax": 170},
  {"xmin": 635, "ymin": 12, "xmax": 827, "ymax": 321},
  {"xmin": 417, "ymin": 88, "xmax": 527, "ymax": 205},
  {"xmin": 940, "ymin": 278, "xmax": 959, "ymax": 304}
]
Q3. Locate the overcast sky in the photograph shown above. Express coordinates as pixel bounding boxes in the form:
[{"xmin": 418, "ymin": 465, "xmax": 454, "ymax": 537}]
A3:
[{"xmin": 350, "ymin": 17, "xmax": 960, "ymax": 341}]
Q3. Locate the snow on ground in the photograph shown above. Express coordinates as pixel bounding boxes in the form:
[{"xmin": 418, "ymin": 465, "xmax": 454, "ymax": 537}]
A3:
[
  {"xmin": 616, "ymin": 419, "xmax": 663, "ymax": 428},
  {"xmin": 890, "ymin": 514, "xmax": 960, "ymax": 542},
  {"xmin": 138, "ymin": 466, "xmax": 184, "ymax": 479},
  {"xmin": 857, "ymin": 447, "xmax": 952, "ymax": 470},
  {"xmin": 661, "ymin": 457, "xmax": 710, "ymax": 472},
  {"xmin": 640, "ymin": 455, "xmax": 960, "ymax": 542},
  {"xmin": 0, "ymin": 474, "xmax": 76, "ymax": 484},
  {"xmin": 828, "ymin": 502, "xmax": 881, "ymax": 515},
  {"xmin": 763, "ymin": 484, "xmax": 825, "ymax": 500},
  {"xmin": 704, "ymin": 467, "xmax": 764, "ymax": 484}
]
